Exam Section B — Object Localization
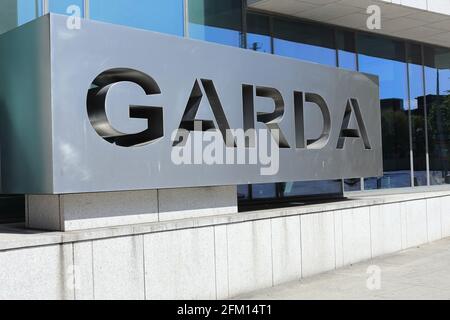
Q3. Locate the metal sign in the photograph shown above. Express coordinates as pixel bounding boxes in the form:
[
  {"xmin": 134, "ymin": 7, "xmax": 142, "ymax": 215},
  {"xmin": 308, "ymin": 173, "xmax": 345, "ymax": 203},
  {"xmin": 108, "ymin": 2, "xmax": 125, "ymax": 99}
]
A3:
[{"xmin": 0, "ymin": 14, "xmax": 382, "ymax": 194}]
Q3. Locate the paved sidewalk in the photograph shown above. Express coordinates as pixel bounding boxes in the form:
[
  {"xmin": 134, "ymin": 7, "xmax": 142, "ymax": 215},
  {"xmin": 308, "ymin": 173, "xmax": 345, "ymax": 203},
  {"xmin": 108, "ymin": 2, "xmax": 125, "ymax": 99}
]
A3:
[{"xmin": 237, "ymin": 238, "xmax": 450, "ymax": 300}]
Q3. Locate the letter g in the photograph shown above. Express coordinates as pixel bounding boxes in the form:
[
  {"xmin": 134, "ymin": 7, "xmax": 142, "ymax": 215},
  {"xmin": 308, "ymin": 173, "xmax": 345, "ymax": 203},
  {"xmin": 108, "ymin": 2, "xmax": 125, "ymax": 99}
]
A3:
[{"xmin": 87, "ymin": 68, "xmax": 164, "ymax": 147}]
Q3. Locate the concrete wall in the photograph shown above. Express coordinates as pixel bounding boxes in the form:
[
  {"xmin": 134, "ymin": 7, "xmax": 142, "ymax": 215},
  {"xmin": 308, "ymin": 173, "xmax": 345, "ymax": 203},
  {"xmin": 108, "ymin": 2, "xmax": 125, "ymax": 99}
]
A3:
[{"xmin": 2, "ymin": 191, "xmax": 450, "ymax": 299}]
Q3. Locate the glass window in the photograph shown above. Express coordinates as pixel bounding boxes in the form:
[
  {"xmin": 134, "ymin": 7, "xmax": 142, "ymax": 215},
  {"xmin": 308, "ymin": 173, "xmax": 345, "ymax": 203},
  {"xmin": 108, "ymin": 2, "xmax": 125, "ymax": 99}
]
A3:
[
  {"xmin": 358, "ymin": 34, "xmax": 411, "ymax": 189},
  {"xmin": 17, "ymin": 0, "xmax": 42, "ymax": 25},
  {"xmin": 246, "ymin": 13, "xmax": 271, "ymax": 53},
  {"xmin": 252, "ymin": 184, "xmax": 277, "ymax": 199},
  {"xmin": 49, "ymin": 0, "xmax": 83, "ymax": 16},
  {"xmin": 424, "ymin": 46, "xmax": 450, "ymax": 185},
  {"xmin": 408, "ymin": 43, "xmax": 427, "ymax": 186},
  {"xmin": 90, "ymin": 0, "xmax": 184, "ymax": 36},
  {"xmin": 336, "ymin": 30, "xmax": 356, "ymax": 71},
  {"xmin": 344, "ymin": 178, "xmax": 361, "ymax": 192},
  {"xmin": 0, "ymin": 0, "xmax": 43, "ymax": 35},
  {"xmin": 281, "ymin": 181, "xmax": 342, "ymax": 198},
  {"xmin": 272, "ymin": 17, "xmax": 336, "ymax": 67},
  {"xmin": 188, "ymin": 0, "xmax": 243, "ymax": 47},
  {"xmin": 237, "ymin": 185, "xmax": 250, "ymax": 200}
]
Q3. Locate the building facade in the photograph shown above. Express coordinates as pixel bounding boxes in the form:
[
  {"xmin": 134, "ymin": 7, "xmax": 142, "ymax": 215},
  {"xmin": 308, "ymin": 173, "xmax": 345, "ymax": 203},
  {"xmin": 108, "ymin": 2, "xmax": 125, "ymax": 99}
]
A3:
[
  {"xmin": 1, "ymin": 0, "xmax": 450, "ymax": 222},
  {"xmin": 0, "ymin": 0, "xmax": 450, "ymax": 300}
]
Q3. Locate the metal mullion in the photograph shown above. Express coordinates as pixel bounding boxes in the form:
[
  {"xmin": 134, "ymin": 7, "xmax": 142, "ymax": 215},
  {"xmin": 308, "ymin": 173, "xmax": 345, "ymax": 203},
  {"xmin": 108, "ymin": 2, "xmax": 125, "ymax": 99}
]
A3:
[
  {"xmin": 41, "ymin": 0, "xmax": 48, "ymax": 15},
  {"xmin": 334, "ymin": 28, "xmax": 339, "ymax": 68},
  {"xmin": 269, "ymin": 16, "xmax": 274, "ymax": 55},
  {"xmin": 183, "ymin": 0, "xmax": 189, "ymax": 38},
  {"xmin": 84, "ymin": 0, "xmax": 90, "ymax": 19},
  {"xmin": 354, "ymin": 30, "xmax": 364, "ymax": 191},
  {"xmin": 241, "ymin": 0, "xmax": 248, "ymax": 49},
  {"xmin": 355, "ymin": 31, "xmax": 360, "ymax": 72}
]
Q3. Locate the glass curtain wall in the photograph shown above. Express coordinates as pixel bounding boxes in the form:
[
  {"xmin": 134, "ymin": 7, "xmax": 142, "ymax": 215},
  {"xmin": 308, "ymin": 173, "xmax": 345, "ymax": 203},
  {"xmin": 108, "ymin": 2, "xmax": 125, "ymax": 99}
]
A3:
[
  {"xmin": 89, "ymin": 0, "xmax": 184, "ymax": 36},
  {"xmin": 358, "ymin": 34, "xmax": 410, "ymax": 190},
  {"xmin": 424, "ymin": 46, "xmax": 450, "ymax": 185},
  {"xmin": 408, "ymin": 43, "xmax": 428, "ymax": 186},
  {"xmin": 247, "ymin": 11, "xmax": 449, "ymax": 193},
  {"xmin": 48, "ymin": 0, "xmax": 84, "ymax": 15},
  {"xmin": 336, "ymin": 29, "xmax": 357, "ymax": 71},
  {"xmin": 188, "ymin": 0, "xmax": 243, "ymax": 47},
  {"xmin": 246, "ymin": 12, "xmax": 271, "ymax": 53},
  {"xmin": 0, "ymin": 0, "xmax": 43, "ymax": 34},
  {"xmin": 272, "ymin": 17, "xmax": 336, "ymax": 67}
]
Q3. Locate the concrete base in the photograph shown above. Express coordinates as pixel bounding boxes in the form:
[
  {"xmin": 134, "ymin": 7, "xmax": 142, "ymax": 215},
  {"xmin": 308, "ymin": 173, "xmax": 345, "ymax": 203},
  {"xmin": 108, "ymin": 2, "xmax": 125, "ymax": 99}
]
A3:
[
  {"xmin": 25, "ymin": 186, "xmax": 238, "ymax": 231},
  {"xmin": 2, "ymin": 189, "xmax": 450, "ymax": 299}
]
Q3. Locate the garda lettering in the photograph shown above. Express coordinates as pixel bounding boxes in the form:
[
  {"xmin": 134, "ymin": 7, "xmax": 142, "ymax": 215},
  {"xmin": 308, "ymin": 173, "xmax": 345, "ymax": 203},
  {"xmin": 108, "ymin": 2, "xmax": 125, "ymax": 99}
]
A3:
[{"xmin": 87, "ymin": 68, "xmax": 371, "ymax": 151}]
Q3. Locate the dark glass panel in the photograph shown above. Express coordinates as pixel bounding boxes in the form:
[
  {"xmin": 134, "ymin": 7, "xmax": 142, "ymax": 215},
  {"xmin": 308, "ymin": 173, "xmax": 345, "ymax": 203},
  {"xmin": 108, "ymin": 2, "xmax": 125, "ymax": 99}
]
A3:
[
  {"xmin": 247, "ymin": 13, "xmax": 271, "ymax": 53},
  {"xmin": 357, "ymin": 33, "xmax": 406, "ymax": 62},
  {"xmin": 344, "ymin": 178, "xmax": 361, "ymax": 192},
  {"xmin": 408, "ymin": 43, "xmax": 427, "ymax": 186},
  {"xmin": 252, "ymin": 184, "xmax": 277, "ymax": 199},
  {"xmin": 237, "ymin": 185, "xmax": 250, "ymax": 200},
  {"xmin": 189, "ymin": 0, "xmax": 243, "ymax": 47},
  {"xmin": 281, "ymin": 181, "xmax": 342, "ymax": 198},
  {"xmin": 272, "ymin": 17, "xmax": 336, "ymax": 66},
  {"xmin": 424, "ymin": 46, "xmax": 450, "ymax": 185},
  {"xmin": 358, "ymin": 33, "xmax": 411, "ymax": 189},
  {"xmin": 272, "ymin": 17, "xmax": 334, "ymax": 49},
  {"xmin": 336, "ymin": 29, "xmax": 357, "ymax": 71},
  {"xmin": 0, "ymin": 0, "xmax": 43, "ymax": 34},
  {"xmin": 247, "ymin": 12, "xmax": 270, "ymax": 36}
]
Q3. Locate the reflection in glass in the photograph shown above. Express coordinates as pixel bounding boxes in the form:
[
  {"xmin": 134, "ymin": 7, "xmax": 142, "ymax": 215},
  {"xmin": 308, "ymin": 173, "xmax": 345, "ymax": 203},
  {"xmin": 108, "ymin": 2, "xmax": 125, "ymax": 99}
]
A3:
[
  {"xmin": 336, "ymin": 30, "xmax": 357, "ymax": 71},
  {"xmin": 247, "ymin": 33, "xmax": 270, "ymax": 53},
  {"xmin": 17, "ymin": 0, "xmax": 42, "ymax": 25},
  {"xmin": 358, "ymin": 34, "xmax": 411, "ymax": 189},
  {"xmin": 90, "ymin": 0, "xmax": 184, "ymax": 36},
  {"xmin": 274, "ymin": 39, "xmax": 336, "ymax": 66},
  {"xmin": 408, "ymin": 43, "xmax": 427, "ymax": 186},
  {"xmin": 189, "ymin": 24, "xmax": 241, "ymax": 47},
  {"xmin": 237, "ymin": 185, "xmax": 250, "ymax": 200},
  {"xmin": 252, "ymin": 184, "xmax": 277, "ymax": 199},
  {"xmin": 189, "ymin": 0, "xmax": 243, "ymax": 47},
  {"xmin": 424, "ymin": 46, "xmax": 450, "ymax": 185},
  {"xmin": 0, "ymin": 0, "xmax": 43, "ymax": 35},
  {"xmin": 272, "ymin": 18, "xmax": 336, "ymax": 66},
  {"xmin": 281, "ymin": 181, "xmax": 342, "ymax": 198},
  {"xmin": 247, "ymin": 13, "xmax": 271, "ymax": 53},
  {"xmin": 344, "ymin": 178, "xmax": 361, "ymax": 192},
  {"xmin": 49, "ymin": 0, "xmax": 83, "ymax": 16}
]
